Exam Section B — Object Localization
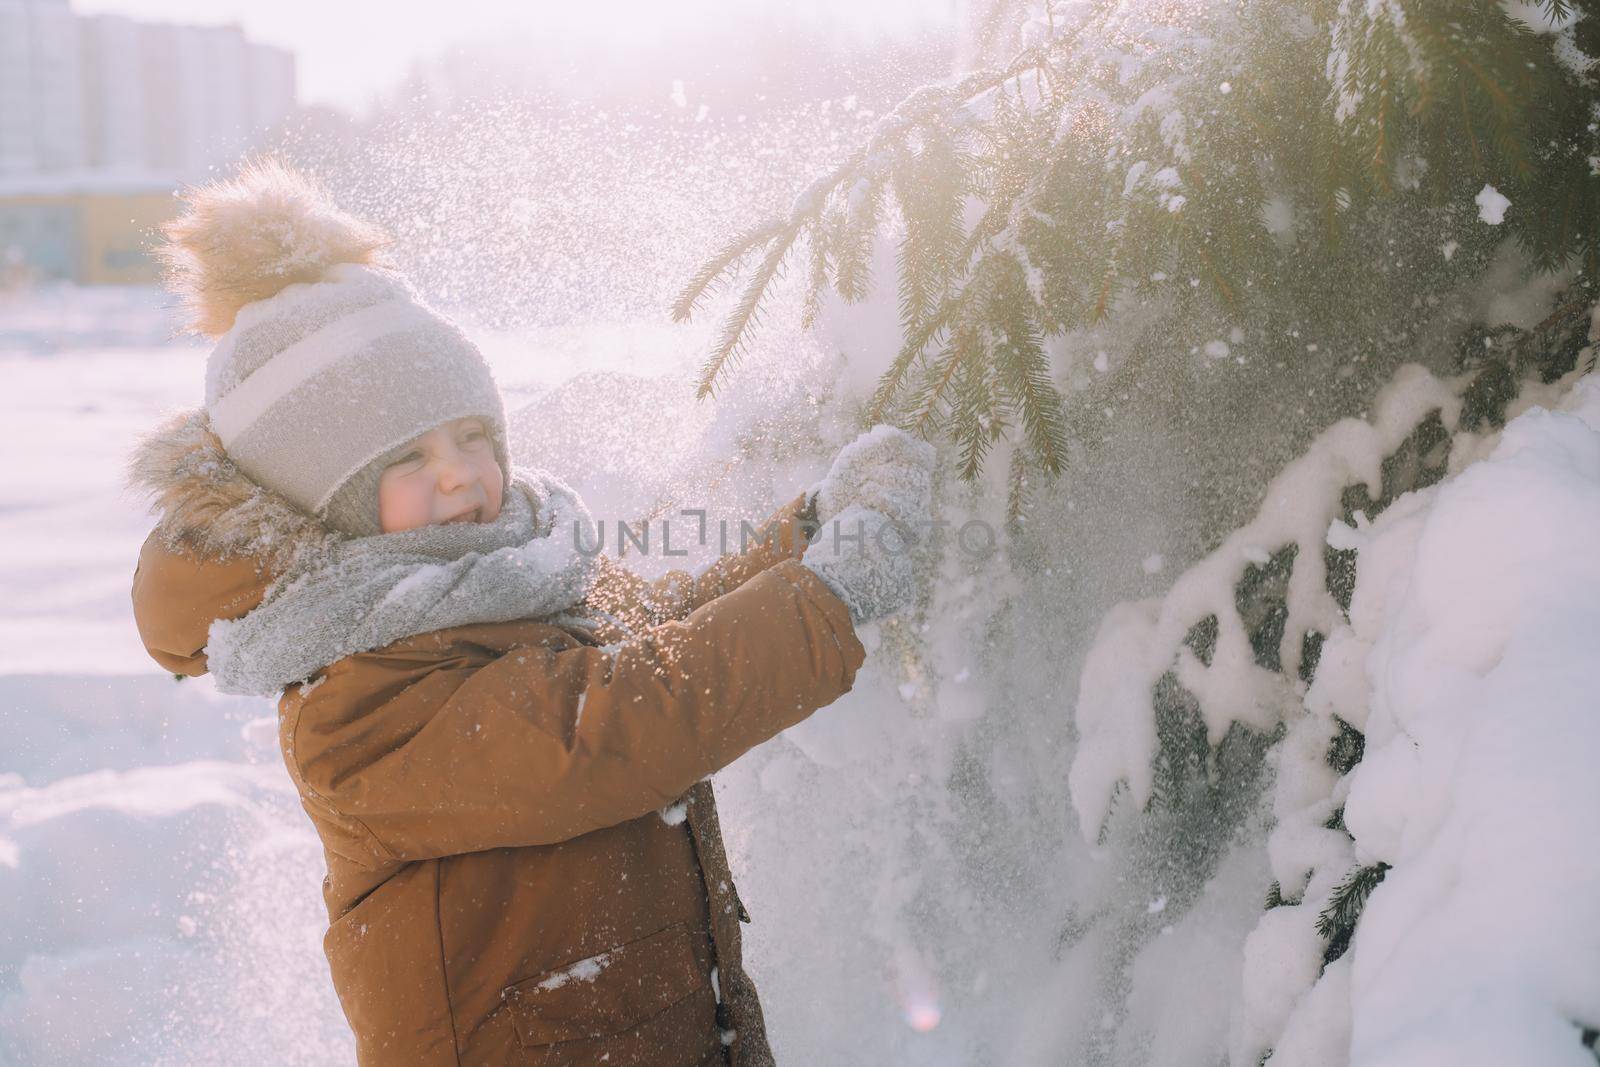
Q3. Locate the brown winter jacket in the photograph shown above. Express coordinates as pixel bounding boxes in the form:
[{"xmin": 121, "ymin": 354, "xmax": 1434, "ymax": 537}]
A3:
[{"xmin": 127, "ymin": 410, "xmax": 867, "ymax": 1067}]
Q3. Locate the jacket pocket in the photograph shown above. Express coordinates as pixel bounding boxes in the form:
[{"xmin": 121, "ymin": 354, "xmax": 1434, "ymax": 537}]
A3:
[{"xmin": 501, "ymin": 921, "xmax": 721, "ymax": 1066}]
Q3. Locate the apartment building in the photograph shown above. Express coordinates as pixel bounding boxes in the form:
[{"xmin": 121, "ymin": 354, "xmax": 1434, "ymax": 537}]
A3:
[{"xmin": 0, "ymin": 0, "xmax": 297, "ymax": 282}]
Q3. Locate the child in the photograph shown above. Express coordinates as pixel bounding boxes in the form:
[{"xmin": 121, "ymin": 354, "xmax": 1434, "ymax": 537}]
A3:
[{"xmin": 125, "ymin": 159, "xmax": 935, "ymax": 1067}]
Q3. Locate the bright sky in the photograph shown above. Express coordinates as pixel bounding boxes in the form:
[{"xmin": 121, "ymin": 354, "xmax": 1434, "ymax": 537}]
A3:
[{"xmin": 71, "ymin": 0, "xmax": 959, "ymax": 114}]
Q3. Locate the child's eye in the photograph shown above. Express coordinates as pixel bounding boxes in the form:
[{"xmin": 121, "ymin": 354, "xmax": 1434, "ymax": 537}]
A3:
[{"xmin": 390, "ymin": 451, "xmax": 423, "ymax": 467}]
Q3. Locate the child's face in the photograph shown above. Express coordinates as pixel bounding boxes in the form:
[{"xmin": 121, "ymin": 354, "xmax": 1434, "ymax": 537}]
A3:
[{"xmin": 377, "ymin": 416, "xmax": 504, "ymax": 533}]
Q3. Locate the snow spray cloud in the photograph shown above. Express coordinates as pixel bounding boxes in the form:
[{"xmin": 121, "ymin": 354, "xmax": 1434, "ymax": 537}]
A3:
[{"xmin": 273, "ymin": 94, "xmax": 906, "ymax": 331}]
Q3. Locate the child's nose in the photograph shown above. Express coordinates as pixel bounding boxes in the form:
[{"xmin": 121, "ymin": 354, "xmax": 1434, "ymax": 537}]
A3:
[{"xmin": 436, "ymin": 447, "xmax": 476, "ymax": 491}]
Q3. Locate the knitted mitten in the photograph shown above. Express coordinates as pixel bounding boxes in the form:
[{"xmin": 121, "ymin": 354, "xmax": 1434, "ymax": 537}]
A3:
[
  {"xmin": 806, "ymin": 425, "xmax": 936, "ymax": 534},
  {"xmin": 800, "ymin": 504, "xmax": 923, "ymax": 624}
]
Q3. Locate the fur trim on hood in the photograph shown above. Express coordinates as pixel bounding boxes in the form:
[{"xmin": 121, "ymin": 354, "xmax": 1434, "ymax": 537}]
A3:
[{"xmin": 124, "ymin": 406, "xmax": 337, "ymax": 575}]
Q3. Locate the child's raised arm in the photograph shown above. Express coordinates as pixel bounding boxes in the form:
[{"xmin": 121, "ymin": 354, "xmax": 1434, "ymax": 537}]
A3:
[{"xmin": 280, "ymin": 555, "xmax": 863, "ymax": 866}]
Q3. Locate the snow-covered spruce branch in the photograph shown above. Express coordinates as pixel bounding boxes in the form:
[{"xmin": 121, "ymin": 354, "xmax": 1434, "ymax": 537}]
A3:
[
  {"xmin": 1069, "ymin": 330, "xmax": 1600, "ymax": 1064},
  {"xmin": 1068, "ymin": 362, "xmax": 1465, "ymax": 841},
  {"xmin": 1233, "ymin": 354, "xmax": 1600, "ymax": 1065}
]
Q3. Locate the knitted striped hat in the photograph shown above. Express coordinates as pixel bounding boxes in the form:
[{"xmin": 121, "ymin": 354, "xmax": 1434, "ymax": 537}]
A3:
[{"xmin": 158, "ymin": 159, "xmax": 510, "ymax": 538}]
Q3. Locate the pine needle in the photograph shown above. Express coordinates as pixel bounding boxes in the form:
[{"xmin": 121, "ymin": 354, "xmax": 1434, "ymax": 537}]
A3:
[
  {"xmin": 694, "ymin": 223, "xmax": 800, "ymax": 398},
  {"xmin": 671, "ymin": 219, "xmax": 786, "ymax": 324}
]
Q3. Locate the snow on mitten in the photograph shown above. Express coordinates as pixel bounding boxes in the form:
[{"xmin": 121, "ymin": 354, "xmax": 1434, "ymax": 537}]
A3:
[
  {"xmin": 801, "ymin": 503, "xmax": 921, "ymax": 624},
  {"xmin": 807, "ymin": 425, "xmax": 936, "ymax": 533}
]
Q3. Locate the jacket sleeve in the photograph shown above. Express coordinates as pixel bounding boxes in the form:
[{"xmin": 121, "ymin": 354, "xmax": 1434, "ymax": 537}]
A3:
[
  {"xmin": 283, "ymin": 556, "xmax": 864, "ymax": 865},
  {"xmin": 582, "ymin": 491, "xmax": 817, "ymax": 630},
  {"xmin": 130, "ymin": 529, "xmax": 273, "ymax": 677}
]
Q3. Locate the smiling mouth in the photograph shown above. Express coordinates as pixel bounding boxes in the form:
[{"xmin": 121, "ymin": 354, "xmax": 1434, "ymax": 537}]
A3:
[{"xmin": 443, "ymin": 507, "xmax": 481, "ymax": 525}]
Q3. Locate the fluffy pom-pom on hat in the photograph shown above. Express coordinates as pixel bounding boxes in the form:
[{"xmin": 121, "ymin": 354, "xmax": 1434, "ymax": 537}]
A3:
[{"xmin": 157, "ymin": 156, "xmax": 392, "ymax": 339}]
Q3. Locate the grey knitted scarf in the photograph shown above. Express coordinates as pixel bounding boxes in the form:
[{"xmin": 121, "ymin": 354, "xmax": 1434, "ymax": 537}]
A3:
[{"xmin": 205, "ymin": 467, "xmax": 606, "ymax": 696}]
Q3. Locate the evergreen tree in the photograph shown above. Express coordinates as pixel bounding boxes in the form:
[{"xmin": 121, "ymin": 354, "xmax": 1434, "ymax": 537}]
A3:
[{"xmin": 669, "ymin": 7, "xmax": 1600, "ymax": 1057}]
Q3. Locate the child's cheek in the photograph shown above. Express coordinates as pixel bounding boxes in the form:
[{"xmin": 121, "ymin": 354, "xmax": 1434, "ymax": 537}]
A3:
[
  {"xmin": 481, "ymin": 459, "xmax": 505, "ymax": 521},
  {"xmin": 377, "ymin": 478, "xmax": 423, "ymax": 533}
]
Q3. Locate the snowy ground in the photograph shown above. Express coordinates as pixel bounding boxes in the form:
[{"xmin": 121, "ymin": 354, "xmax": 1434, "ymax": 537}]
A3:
[{"xmin": 0, "ymin": 290, "xmax": 347, "ymax": 1063}]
